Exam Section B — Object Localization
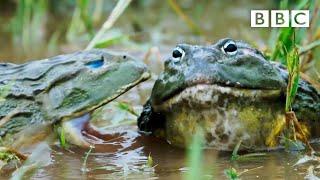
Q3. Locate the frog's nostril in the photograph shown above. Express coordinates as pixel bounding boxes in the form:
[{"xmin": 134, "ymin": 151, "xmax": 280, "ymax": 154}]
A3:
[{"xmin": 123, "ymin": 55, "xmax": 127, "ymax": 59}]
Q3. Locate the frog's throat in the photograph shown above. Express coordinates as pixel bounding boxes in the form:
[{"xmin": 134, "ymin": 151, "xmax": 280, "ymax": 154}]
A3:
[
  {"xmin": 153, "ymin": 84, "xmax": 282, "ymax": 111},
  {"xmin": 61, "ymin": 71, "xmax": 150, "ymax": 122}
]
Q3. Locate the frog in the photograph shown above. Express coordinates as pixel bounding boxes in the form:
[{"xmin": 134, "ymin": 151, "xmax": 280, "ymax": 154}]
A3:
[
  {"xmin": 137, "ymin": 38, "xmax": 320, "ymax": 151},
  {"xmin": 0, "ymin": 49, "xmax": 150, "ymax": 148}
]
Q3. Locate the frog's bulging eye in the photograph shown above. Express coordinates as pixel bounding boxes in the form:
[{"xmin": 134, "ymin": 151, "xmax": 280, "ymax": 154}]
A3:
[
  {"xmin": 86, "ymin": 58, "xmax": 104, "ymax": 68},
  {"xmin": 222, "ymin": 40, "xmax": 237, "ymax": 55},
  {"xmin": 172, "ymin": 47, "xmax": 185, "ymax": 60}
]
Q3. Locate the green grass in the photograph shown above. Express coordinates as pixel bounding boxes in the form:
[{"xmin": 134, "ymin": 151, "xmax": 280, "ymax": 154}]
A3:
[
  {"xmin": 285, "ymin": 44, "xmax": 300, "ymax": 112},
  {"xmin": 231, "ymin": 140, "xmax": 266, "ymax": 162},
  {"xmin": 77, "ymin": 0, "xmax": 94, "ymax": 38},
  {"xmin": 184, "ymin": 131, "xmax": 206, "ymax": 180},
  {"xmin": 81, "ymin": 145, "xmax": 94, "ymax": 173},
  {"xmin": 53, "ymin": 124, "xmax": 68, "ymax": 149},
  {"xmin": 146, "ymin": 153, "xmax": 154, "ymax": 168},
  {"xmin": 224, "ymin": 167, "xmax": 239, "ymax": 180},
  {"xmin": 270, "ymin": 0, "xmax": 319, "ymax": 66},
  {"xmin": 0, "ymin": 149, "xmax": 22, "ymax": 169},
  {"xmin": 86, "ymin": 0, "xmax": 132, "ymax": 50},
  {"xmin": 117, "ymin": 101, "xmax": 138, "ymax": 117},
  {"xmin": 269, "ymin": 0, "xmax": 319, "ymax": 150}
]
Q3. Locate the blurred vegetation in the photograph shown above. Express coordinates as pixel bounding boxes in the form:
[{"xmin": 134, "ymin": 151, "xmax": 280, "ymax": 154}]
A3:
[
  {"xmin": 184, "ymin": 131, "xmax": 205, "ymax": 180},
  {"xmin": 9, "ymin": 0, "xmax": 48, "ymax": 55},
  {"xmin": 1, "ymin": 0, "xmax": 318, "ymax": 80},
  {"xmin": 1, "ymin": 0, "xmax": 271, "ymax": 60},
  {"xmin": 269, "ymin": 0, "xmax": 320, "ymax": 70}
]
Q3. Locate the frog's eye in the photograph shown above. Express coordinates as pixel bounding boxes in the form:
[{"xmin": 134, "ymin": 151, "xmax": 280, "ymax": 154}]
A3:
[
  {"xmin": 222, "ymin": 40, "xmax": 237, "ymax": 55},
  {"xmin": 172, "ymin": 47, "xmax": 185, "ymax": 60},
  {"xmin": 85, "ymin": 57, "xmax": 104, "ymax": 68}
]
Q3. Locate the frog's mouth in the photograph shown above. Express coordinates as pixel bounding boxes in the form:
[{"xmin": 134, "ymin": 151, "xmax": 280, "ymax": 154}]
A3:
[
  {"xmin": 152, "ymin": 84, "xmax": 282, "ymax": 111},
  {"xmin": 61, "ymin": 71, "xmax": 151, "ymax": 121}
]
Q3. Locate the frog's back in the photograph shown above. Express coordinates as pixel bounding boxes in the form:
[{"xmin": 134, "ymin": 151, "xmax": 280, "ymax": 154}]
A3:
[{"xmin": 0, "ymin": 51, "xmax": 98, "ymax": 97}]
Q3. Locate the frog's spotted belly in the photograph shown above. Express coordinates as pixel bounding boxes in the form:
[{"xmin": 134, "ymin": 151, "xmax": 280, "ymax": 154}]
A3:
[{"xmin": 154, "ymin": 84, "xmax": 286, "ymax": 150}]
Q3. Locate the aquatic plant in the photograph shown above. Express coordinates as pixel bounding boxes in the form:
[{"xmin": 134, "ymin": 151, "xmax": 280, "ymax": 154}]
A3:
[
  {"xmin": 81, "ymin": 145, "xmax": 94, "ymax": 173},
  {"xmin": 224, "ymin": 166, "xmax": 264, "ymax": 180},
  {"xmin": 0, "ymin": 147, "xmax": 26, "ymax": 170},
  {"xmin": 268, "ymin": 0, "xmax": 319, "ymax": 151},
  {"xmin": 224, "ymin": 167, "xmax": 239, "ymax": 180},
  {"xmin": 231, "ymin": 140, "xmax": 266, "ymax": 162}
]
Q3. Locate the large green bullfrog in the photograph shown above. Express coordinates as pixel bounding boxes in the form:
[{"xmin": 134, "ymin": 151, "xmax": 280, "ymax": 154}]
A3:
[
  {"xmin": 0, "ymin": 49, "xmax": 150, "ymax": 147},
  {"xmin": 138, "ymin": 38, "xmax": 320, "ymax": 151}
]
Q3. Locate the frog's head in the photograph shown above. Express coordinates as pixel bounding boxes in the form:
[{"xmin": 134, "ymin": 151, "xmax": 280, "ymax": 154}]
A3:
[
  {"xmin": 37, "ymin": 50, "xmax": 150, "ymax": 120},
  {"xmin": 150, "ymin": 38, "xmax": 286, "ymax": 107}
]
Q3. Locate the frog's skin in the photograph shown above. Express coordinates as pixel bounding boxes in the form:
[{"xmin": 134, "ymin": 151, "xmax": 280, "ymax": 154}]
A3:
[
  {"xmin": 0, "ymin": 49, "xmax": 149, "ymax": 147},
  {"xmin": 138, "ymin": 38, "xmax": 320, "ymax": 151}
]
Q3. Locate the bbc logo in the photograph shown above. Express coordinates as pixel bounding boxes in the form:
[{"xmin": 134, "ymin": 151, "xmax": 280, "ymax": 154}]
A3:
[{"xmin": 251, "ymin": 10, "xmax": 309, "ymax": 27}]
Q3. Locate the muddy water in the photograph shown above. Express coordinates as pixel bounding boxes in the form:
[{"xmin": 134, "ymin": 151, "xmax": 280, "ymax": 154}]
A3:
[
  {"xmin": 0, "ymin": 0, "xmax": 319, "ymax": 179},
  {"xmin": 30, "ymin": 134, "xmax": 316, "ymax": 179}
]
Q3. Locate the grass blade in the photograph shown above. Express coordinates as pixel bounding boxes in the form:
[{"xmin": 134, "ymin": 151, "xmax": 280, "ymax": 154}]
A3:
[{"xmin": 86, "ymin": 0, "xmax": 132, "ymax": 50}]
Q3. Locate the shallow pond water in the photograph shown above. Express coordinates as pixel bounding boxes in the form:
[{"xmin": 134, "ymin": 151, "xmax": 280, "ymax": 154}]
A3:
[
  {"xmin": 0, "ymin": 0, "xmax": 319, "ymax": 179},
  {"xmin": 11, "ymin": 130, "xmax": 319, "ymax": 179}
]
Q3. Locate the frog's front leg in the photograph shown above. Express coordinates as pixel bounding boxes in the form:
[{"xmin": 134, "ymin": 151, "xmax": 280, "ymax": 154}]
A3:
[
  {"xmin": 61, "ymin": 114, "xmax": 91, "ymax": 148},
  {"xmin": 61, "ymin": 113, "xmax": 126, "ymax": 148}
]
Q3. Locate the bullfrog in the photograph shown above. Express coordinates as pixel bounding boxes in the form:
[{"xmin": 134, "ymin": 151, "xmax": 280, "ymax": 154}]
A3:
[
  {"xmin": 138, "ymin": 38, "xmax": 320, "ymax": 151},
  {"xmin": 0, "ymin": 49, "xmax": 150, "ymax": 148}
]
